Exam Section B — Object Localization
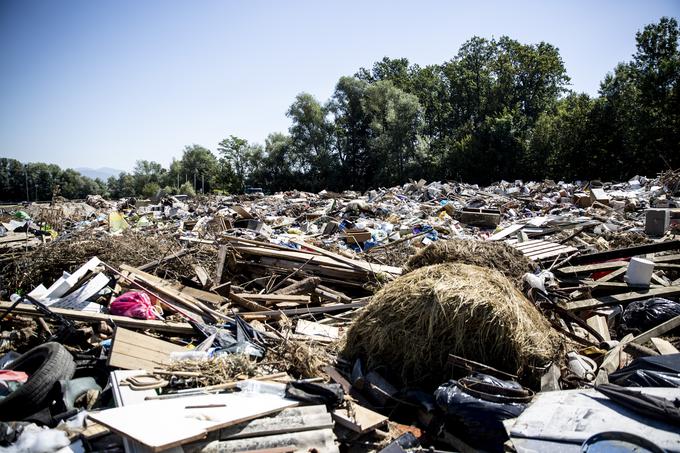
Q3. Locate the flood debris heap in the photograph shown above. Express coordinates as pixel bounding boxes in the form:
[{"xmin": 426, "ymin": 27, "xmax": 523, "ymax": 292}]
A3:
[{"xmin": 1, "ymin": 173, "xmax": 680, "ymax": 452}]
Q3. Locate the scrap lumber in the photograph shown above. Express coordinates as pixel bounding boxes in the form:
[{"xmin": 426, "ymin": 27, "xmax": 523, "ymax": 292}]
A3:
[
  {"xmin": 563, "ymin": 286, "xmax": 680, "ymax": 311},
  {"xmin": 214, "ymin": 245, "xmax": 228, "ymax": 286},
  {"xmin": 235, "ymin": 293, "xmax": 311, "ymax": 306},
  {"xmin": 650, "ymin": 337, "xmax": 680, "ymax": 355},
  {"xmin": 0, "ymin": 301, "xmax": 195, "ymax": 335},
  {"xmin": 239, "ymin": 300, "xmax": 368, "ymax": 320},
  {"xmin": 108, "ymin": 327, "xmax": 185, "ymax": 371},
  {"xmin": 120, "ymin": 264, "xmax": 227, "ymax": 322},
  {"xmin": 558, "ymin": 261, "xmax": 628, "ymax": 275},
  {"xmin": 273, "ymin": 277, "xmax": 321, "ymax": 295},
  {"xmin": 229, "ymin": 293, "xmax": 269, "ymax": 312},
  {"xmin": 295, "ymin": 319, "xmax": 339, "ymax": 340},
  {"xmin": 332, "ymin": 401, "xmax": 387, "ymax": 434},
  {"xmin": 193, "ymin": 264, "xmax": 212, "ymax": 289},
  {"xmin": 567, "ymin": 240, "xmax": 680, "ymax": 265},
  {"xmin": 629, "ymin": 313, "xmax": 680, "ymax": 345},
  {"xmin": 489, "ymin": 223, "xmax": 524, "ymax": 241}
]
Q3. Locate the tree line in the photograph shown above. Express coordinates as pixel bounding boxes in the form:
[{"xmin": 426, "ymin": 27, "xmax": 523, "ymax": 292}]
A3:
[{"xmin": 1, "ymin": 17, "xmax": 678, "ymax": 202}]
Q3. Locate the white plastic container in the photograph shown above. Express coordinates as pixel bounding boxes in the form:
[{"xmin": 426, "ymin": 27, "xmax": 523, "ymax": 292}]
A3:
[{"xmin": 625, "ymin": 257, "xmax": 655, "ymax": 287}]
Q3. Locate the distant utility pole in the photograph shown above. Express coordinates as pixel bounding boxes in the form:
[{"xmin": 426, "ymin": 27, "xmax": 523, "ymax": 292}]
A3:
[
  {"xmin": 24, "ymin": 165, "xmax": 29, "ymax": 202},
  {"xmin": 193, "ymin": 170, "xmax": 197, "ymax": 190},
  {"xmin": 176, "ymin": 173, "xmax": 179, "ymax": 190},
  {"xmin": 201, "ymin": 174, "xmax": 204, "ymax": 194}
]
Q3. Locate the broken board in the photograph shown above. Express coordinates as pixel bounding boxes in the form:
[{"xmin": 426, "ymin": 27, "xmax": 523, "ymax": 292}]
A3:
[
  {"xmin": 507, "ymin": 239, "xmax": 577, "ymax": 261},
  {"xmin": 108, "ymin": 327, "xmax": 185, "ymax": 371},
  {"xmin": 332, "ymin": 402, "xmax": 387, "ymax": 434},
  {"xmin": 89, "ymin": 392, "xmax": 297, "ymax": 451}
]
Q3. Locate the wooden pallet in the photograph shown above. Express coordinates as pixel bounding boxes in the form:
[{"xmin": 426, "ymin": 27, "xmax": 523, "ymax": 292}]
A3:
[{"xmin": 507, "ymin": 239, "xmax": 577, "ymax": 261}]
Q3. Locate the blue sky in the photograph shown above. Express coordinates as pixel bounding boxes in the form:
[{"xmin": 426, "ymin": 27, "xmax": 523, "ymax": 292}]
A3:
[{"xmin": 1, "ymin": 0, "xmax": 678, "ymax": 172}]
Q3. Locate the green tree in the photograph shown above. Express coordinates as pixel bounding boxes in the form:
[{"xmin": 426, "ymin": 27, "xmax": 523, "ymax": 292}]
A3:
[{"xmin": 217, "ymin": 136, "xmax": 250, "ymax": 191}]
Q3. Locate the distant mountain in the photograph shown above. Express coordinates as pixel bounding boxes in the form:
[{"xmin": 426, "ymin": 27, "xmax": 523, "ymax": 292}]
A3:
[{"xmin": 75, "ymin": 167, "xmax": 125, "ymax": 180}]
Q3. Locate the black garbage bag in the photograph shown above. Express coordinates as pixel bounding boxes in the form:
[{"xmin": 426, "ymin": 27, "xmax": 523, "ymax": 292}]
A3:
[
  {"xmin": 434, "ymin": 373, "xmax": 531, "ymax": 453},
  {"xmin": 620, "ymin": 298, "xmax": 680, "ymax": 335},
  {"xmin": 284, "ymin": 381, "xmax": 344, "ymax": 407},
  {"xmin": 610, "ymin": 353, "xmax": 680, "ymax": 387}
]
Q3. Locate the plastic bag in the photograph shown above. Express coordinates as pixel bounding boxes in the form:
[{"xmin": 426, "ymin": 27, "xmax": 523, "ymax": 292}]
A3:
[
  {"xmin": 109, "ymin": 291, "xmax": 158, "ymax": 320},
  {"xmin": 284, "ymin": 381, "xmax": 344, "ymax": 407},
  {"xmin": 434, "ymin": 373, "xmax": 529, "ymax": 453},
  {"xmin": 620, "ymin": 298, "xmax": 680, "ymax": 335},
  {"xmin": 610, "ymin": 353, "xmax": 680, "ymax": 388}
]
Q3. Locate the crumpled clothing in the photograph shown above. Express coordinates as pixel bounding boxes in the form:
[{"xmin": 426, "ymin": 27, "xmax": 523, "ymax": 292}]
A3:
[{"xmin": 109, "ymin": 291, "xmax": 158, "ymax": 320}]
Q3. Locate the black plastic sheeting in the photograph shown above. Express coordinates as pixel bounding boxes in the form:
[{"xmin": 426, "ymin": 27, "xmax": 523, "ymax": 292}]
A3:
[
  {"xmin": 620, "ymin": 297, "xmax": 680, "ymax": 335},
  {"xmin": 434, "ymin": 373, "xmax": 529, "ymax": 453},
  {"xmin": 609, "ymin": 353, "xmax": 680, "ymax": 387},
  {"xmin": 284, "ymin": 381, "xmax": 344, "ymax": 407}
]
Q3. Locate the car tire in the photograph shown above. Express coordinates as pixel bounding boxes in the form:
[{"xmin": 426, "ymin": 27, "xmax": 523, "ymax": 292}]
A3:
[{"xmin": 0, "ymin": 342, "xmax": 76, "ymax": 421}]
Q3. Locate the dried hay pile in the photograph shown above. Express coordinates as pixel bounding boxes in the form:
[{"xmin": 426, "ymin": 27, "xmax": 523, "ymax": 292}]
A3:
[
  {"xmin": 1, "ymin": 230, "xmax": 183, "ymax": 293},
  {"xmin": 343, "ymin": 263, "xmax": 562, "ymax": 388},
  {"xmin": 405, "ymin": 238, "xmax": 535, "ymax": 286}
]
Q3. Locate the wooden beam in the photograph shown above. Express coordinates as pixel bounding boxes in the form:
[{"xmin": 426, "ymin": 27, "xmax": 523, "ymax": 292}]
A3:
[
  {"xmin": 239, "ymin": 300, "xmax": 368, "ymax": 320},
  {"xmin": 567, "ymin": 240, "xmax": 680, "ymax": 265},
  {"xmin": 558, "ymin": 261, "xmax": 627, "ymax": 275},
  {"xmin": 215, "ymin": 245, "xmax": 228, "ymax": 286},
  {"xmin": 564, "ymin": 286, "xmax": 680, "ymax": 311},
  {"xmin": 630, "ymin": 313, "xmax": 680, "ymax": 346},
  {"xmin": 0, "ymin": 301, "xmax": 195, "ymax": 335}
]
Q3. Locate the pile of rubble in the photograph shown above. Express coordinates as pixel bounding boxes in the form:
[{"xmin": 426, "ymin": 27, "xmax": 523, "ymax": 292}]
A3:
[{"xmin": 1, "ymin": 173, "xmax": 679, "ymax": 452}]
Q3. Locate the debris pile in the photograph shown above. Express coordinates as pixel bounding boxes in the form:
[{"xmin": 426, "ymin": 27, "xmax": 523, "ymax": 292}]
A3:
[{"xmin": 0, "ymin": 173, "xmax": 680, "ymax": 452}]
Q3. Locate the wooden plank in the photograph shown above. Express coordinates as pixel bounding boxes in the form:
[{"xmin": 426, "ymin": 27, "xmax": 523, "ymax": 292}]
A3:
[
  {"xmin": 650, "ymin": 337, "xmax": 680, "ymax": 355},
  {"xmin": 109, "ymin": 327, "xmax": 185, "ymax": 371},
  {"xmin": 89, "ymin": 393, "xmax": 298, "ymax": 451},
  {"xmin": 235, "ymin": 293, "xmax": 311, "ymax": 306},
  {"xmin": 515, "ymin": 241, "xmax": 559, "ymax": 253},
  {"xmin": 558, "ymin": 260, "xmax": 628, "ymax": 275},
  {"xmin": 256, "ymin": 257, "xmax": 368, "ymax": 281},
  {"xmin": 176, "ymin": 285, "xmax": 227, "ymax": 306},
  {"xmin": 240, "ymin": 300, "xmax": 368, "ymax": 320},
  {"xmin": 567, "ymin": 240, "xmax": 680, "ymax": 265},
  {"xmin": 563, "ymin": 286, "xmax": 680, "ymax": 311},
  {"xmin": 506, "ymin": 239, "xmax": 543, "ymax": 247},
  {"xmin": 586, "ymin": 314, "xmax": 611, "ymax": 342},
  {"xmin": 295, "ymin": 319, "xmax": 339, "ymax": 340},
  {"xmin": 229, "ymin": 293, "xmax": 269, "ymax": 312},
  {"xmin": 595, "ymin": 266, "xmax": 627, "ymax": 283},
  {"xmin": 193, "ymin": 265, "xmax": 212, "ymax": 289},
  {"xmin": 331, "ymin": 402, "xmax": 387, "ymax": 434},
  {"xmin": 215, "ymin": 245, "xmax": 228, "ymax": 286},
  {"xmin": 630, "ymin": 314, "xmax": 680, "ymax": 346},
  {"xmin": 489, "ymin": 224, "xmax": 524, "ymax": 241},
  {"xmin": 529, "ymin": 247, "xmax": 577, "ymax": 261},
  {"xmin": 121, "ymin": 265, "xmax": 227, "ymax": 322},
  {"xmin": 0, "ymin": 301, "xmax": 195, "ymax": 335}
]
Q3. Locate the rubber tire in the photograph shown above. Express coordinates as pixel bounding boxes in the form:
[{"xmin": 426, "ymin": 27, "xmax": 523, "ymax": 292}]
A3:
[{"xmin": 0, "ymin": 342, "xmax": 76, "ymax": 421}]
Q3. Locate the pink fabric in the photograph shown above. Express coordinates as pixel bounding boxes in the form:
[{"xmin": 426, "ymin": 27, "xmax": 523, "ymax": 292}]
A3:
[
  {"xmin": 0, "ymin": 370, "xmax": 28, "ymax": 382},
  {"xmin": 109, "ymin": 291, "xmax": 158, "ymax": 320}
]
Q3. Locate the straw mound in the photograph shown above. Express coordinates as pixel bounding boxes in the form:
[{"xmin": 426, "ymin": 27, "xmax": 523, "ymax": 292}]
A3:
[
  {"xmin": 342, "ymin": 263, "xmax": 562, "ymax": 387},
  {"xmin": 405, "ymin": 238, "xmax": 535, "ymax": 285}
]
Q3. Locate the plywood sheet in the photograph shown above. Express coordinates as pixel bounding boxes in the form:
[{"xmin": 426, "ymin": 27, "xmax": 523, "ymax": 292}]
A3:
[
  {"xmin": 108, "ymin": 327, "xmax": 185, "ymax": 371},
  {"xmin": 89, "ymin": 392, "xmax": 297, "ymax": 451}
]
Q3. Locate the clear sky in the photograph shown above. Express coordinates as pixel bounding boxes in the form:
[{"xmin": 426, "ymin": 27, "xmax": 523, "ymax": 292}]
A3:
[{"xmin": 1, "ymin": 0, "xmax": 678, "ymax": 172}]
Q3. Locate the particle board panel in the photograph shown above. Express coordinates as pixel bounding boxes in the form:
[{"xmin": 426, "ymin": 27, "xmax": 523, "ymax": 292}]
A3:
[{"xmin": 108, "ymin": 327, "xmax": 185, "ymax": 371}]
